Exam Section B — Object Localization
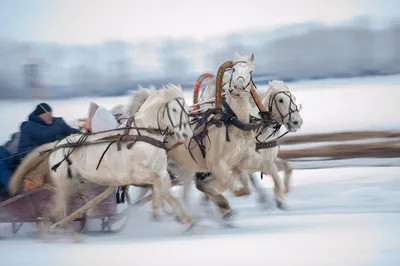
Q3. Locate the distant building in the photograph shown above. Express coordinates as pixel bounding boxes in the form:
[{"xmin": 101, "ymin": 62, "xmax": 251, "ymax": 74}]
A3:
[{"xmin": 23, "ymin": 58, "xmax": 46, "ymax": 99}]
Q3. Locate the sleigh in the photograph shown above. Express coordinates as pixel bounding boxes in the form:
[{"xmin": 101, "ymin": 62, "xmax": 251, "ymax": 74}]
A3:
[{"xmin": 0, "ymin": 174, "xmax": 129, "ymax": 235}]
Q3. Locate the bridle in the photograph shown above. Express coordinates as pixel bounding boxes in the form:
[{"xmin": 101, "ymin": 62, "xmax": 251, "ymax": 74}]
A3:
[
  {"xmin": 157, "ymin": 96, "xmax": 190, "ymax": 135},
  {"xmin": 267, "ymin": 90, "xmax": 302, "ymax": 125},
  {"xmin": 255, "ymin": 90, "xmax": 302, "ymax": 142},
  {"xmin": 227, "ymin": 60, "xmax": 254, "ymax": 97}
]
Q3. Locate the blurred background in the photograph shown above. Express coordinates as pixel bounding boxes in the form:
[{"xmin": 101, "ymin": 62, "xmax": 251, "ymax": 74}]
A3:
[
  {"xmin": 0, "ymin": 0, "xmax": 399, "ymax": 99},
  {"xmin": 2, "ymin": 1, "xmax": 400, "ymax": 263}
]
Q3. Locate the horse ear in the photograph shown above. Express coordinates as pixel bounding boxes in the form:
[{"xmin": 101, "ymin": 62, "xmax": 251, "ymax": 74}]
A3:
[
  {"xmin": 234, "ymin": 51, "xmax": 241, "ymax": 60},
  {"xmin": 249, "ymin": 53, "xmax": 254, "ymax": 63}
]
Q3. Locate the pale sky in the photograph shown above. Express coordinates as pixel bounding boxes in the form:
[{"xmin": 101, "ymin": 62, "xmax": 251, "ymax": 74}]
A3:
[{"xmin": 1, "ymin": 0, "xmax": 399, "ymax": 44}]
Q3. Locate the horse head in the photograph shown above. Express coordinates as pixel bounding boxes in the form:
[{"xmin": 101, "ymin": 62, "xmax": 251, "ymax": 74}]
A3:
[
  {"xmin": 227, "ymin": 52, "xmax": 255, "ymax": 99},
  {"xmin": 134, "ymin": 84, "xmax": 193, "ymax": 143},
  {"xmin": 263, "ymin": 80, "xmax": 303, "ymax": 132}
]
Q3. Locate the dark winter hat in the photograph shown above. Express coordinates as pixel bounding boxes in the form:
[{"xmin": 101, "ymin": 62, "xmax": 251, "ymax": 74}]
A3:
[{"xmin": 33, "ymin": 103, "xmax": 52, "ymax": 116}]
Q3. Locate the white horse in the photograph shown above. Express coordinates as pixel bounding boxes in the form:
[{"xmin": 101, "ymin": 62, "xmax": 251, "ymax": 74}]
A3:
[
  {"xmin": 130, "ymin": 65, "xmax": 303, "ymax": 222},
  {"xmin": 195, "ymin": 80, "xmax": 303, "ymax": 211},
  {"xmin": 46, "ymin": 84, "xmax": 194, "ymax": 236}
]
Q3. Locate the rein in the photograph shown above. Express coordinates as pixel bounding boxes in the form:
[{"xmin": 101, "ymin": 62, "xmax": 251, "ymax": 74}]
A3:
[{"xmin": 47, "ymin": 95, "xmax": 190, "ymax": 176}]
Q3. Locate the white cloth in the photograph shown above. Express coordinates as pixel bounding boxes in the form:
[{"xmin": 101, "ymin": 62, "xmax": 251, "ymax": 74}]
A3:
[{"xmin": 91, "ymin": 106, "xmax": 119, "ymax": 133}]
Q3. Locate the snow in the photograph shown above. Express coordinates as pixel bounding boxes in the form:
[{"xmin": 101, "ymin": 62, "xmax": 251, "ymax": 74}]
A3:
[
  {"xmin": 1, "ymin": 167, "xmax": 400, "ymax": 265},
  {"xmin": 0, "ymin": 76, "xmax": 400, "ymax": 265}
]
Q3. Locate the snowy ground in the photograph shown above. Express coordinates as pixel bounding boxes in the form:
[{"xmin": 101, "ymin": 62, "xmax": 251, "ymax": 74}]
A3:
[
  {"xmin": 0, "ymin": 75, "xmax": 399, "ymax": 265},
  {"xmin": 1, "ymin": 167, "xmax": 399, "ymax": 266}
]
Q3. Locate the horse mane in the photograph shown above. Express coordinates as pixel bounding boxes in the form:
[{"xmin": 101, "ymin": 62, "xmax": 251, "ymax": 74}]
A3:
[
  {"xmin": 138, "ymin": 84, "xmax": 183, "ymax": 113},
  {"xmin": 262, "ymin": 80, "xmax": 290, "ymax": 106},
  {"xmin": 125, "ymin": 85, "xmax": 157, "ymax": 116},
  {"xmin": 110, "ymin": 104, "xmax": 125, "ymax": 116},
  {"xmin": 248, "ymin": 80, "xmax": 289, "ymax": 116},
  {"xmin": 125, "ymin": 84, "xmax": 183, "ymax": 117}
]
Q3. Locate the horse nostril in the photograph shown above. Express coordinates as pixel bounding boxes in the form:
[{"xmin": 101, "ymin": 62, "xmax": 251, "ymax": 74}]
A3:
[
  {"xmin": 293, "ymin": 121, "xmax": 299, "ymax": 125},
  {"xmin": 182, "ymin": 133, "xmax": 188, "ymax": 139}
]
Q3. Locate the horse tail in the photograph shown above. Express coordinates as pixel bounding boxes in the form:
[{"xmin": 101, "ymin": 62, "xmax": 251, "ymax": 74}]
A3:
[{"xmin": 8, "ymin": 141, "xmax": 57, "ymax": 195}]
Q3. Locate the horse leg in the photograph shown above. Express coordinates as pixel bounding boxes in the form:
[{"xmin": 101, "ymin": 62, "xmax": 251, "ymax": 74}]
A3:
[
  {"xmin": 266, "ymin": 163, "xmax": 286, "ymax": 210},
  {"xmin": 133, "ymin": 166, "xmax": 163, "ymax": 221},
  {"xmin": 249, "ymin": 172, "xmax": 270, "ymax": 207},
  {"xmin": 200, "ymin": 192, "xmax": 214, "ymax": 215},
  {"xmin": 182, "ymin": 172, "xmax": 194, "ymax": 203},
  {"xmin": 123, "ymin": 186, "xmax": 132, "ymax": 204},
  {"xmin": 230, "ymin": 168, "xmax": 251, "ymax": 197},
  {"xmin": 44, "ymin": 177, "xmax": 80, "ymax": 241},
  {"xmin": 159, "ymin": 170, "xmax": 194, "ymax": 225},
  {"xmin": 276, "ymin": 158, "xmax": 293, "ymax": 194},
  {"xmin": 241, "ymin": 153, "xmax": 286, "ymax": 210},
  {"xmin": 134, "ymin": 187, "xmax": 151, "ymax": 206},
  {"xmin": 49, "ymin": 186, "xmax": 117, "ymax": 240},
  {"xmin": 195, "ymin": 178, "xmax": 234, "ymax": 220}
]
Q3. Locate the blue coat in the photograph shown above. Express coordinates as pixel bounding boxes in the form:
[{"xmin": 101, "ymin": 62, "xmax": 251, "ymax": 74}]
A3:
[
  {"xmin": 0, "ymin": 146, "xmax": 12, "ymax": 190},
  {"xmin": 18, "ymin": 112, "xmax": 81, "ymax": 161}
]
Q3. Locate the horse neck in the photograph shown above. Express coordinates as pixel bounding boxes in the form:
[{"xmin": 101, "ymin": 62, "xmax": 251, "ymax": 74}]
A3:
[
  {"xmin": 262, "ymin": 88, "xmax": 279, "ymax": 120},
  {"xmin": 257, "ymin": 124, "xmax": 280, "ymax": 142},
  {"xmin": 130, "ymin": 100, "xmax": 165, "ymax": 140},
  {"xmin": 226, "ymin": 94, "xmax": 251, "ymax": 123},
  {"xmin": 257, "ymin": 88, "xmax": 283, "ymax": 141}
]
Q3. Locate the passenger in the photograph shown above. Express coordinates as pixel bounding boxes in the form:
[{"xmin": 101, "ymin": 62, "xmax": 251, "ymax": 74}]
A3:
[
  {"xmin": 0, "ymin": 103, "xmax": 81, "ymax": 200},
  {"xmin": 4, "ymin": 132, "xmax": 21, "ymax": 171},
  {"xmin": 18, "ymin": 103, "xmax": 81, "ymax": 162}
]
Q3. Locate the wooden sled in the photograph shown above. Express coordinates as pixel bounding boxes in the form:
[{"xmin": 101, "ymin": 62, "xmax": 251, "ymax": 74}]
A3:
[{"xmin": 0, "ymin": 175, "xmax": 129, "ymax": 235}]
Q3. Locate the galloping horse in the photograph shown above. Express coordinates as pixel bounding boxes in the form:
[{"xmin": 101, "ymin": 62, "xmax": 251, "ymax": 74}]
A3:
[
  {"xmin": 193, "ymin": 80, "xmax": 303, "ymax": 211},
  {"xmin": 10, "ymin": 84, "xmax": 196, "ymax": 239}
]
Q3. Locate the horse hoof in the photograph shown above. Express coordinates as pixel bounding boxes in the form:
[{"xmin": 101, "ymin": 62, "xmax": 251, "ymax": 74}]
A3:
[
  {"xmin": 175, "ymin": 216, "xmax": 188, "ymax": 224},
  {"xmin": 184, "ymin": 221, "xmax": 198, "ymax": 235},
  {"xmin": 152, "ymin": 215, "xmax": 162, "ymax": 222},
  {"xmin": 258, "ymin": 201, "xmax": 272, "ymax": 210},
  {"xmin": 257, "ymin": 195, "xmax": 269, "ymax": 205},
  {"xmin": 222, "ymin": 211, "xmax": 237, "ymax": 221},
  {"xmin": 276, "ymin": 201, "xmax": 287, "ymax": 211},
  {"xmin": 71, "ymin": 233, "xmax": 87, "ymax": 243}
]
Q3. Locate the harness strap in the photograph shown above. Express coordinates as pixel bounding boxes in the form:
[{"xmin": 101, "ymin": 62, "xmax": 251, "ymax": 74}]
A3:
[
  {"xmin": 96, "ymin": 140, "xmax": 117, "ymax": 170},
  {"xmin": 117, "ymin": 116, "xmax": 134, "ymax": 151},
  {"xmin": 255, "ymin": 140, "xmax": 278, "ymax": 151},
  {"xmin": 51, "ymin": 131, "xmax": 91, "ymax": 174},
  {"xmin": 121, "ymin": 135, "xmax": 167, "ymax": 150}
]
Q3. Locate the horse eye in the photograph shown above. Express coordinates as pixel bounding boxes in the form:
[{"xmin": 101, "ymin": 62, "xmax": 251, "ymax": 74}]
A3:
[
  {"xmin": 279, "ymin": 99, "xmax": 284, "ymax": 103},
  {"xmin": 172, "ymin": 108, "xmax": 177, "ymax": 112}
]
